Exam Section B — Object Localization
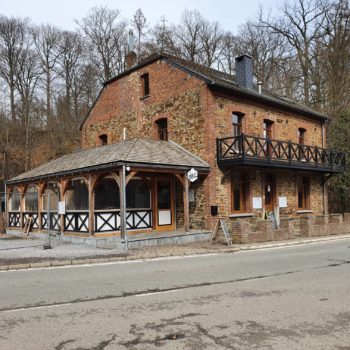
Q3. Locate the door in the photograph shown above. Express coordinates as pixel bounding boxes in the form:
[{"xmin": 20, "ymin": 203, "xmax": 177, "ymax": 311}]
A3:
[
  {"xmin": 154, "ymin": 177, "xmax": 175, "ymax": 231},
  {"xmin": 264, "ymin": 173, "xmax": 275, "ymax": 212}
]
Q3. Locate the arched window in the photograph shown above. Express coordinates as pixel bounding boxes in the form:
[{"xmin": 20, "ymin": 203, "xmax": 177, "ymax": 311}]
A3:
[
  {"xmin": 263, "ymin": 119, "xmax": 274, "ymax": 139},
  {"xmin": 298, "ymin": 128, "xmax": 306, "ymax": 145},
  {"xmin": 99, "ymin": 134, "xmax": 108, "ymax": 146},
  {"xmin": 24, "ymin": 186, "xmax": 38, "ymax": 212},
  {"xmin": 232, "ymin": 112, "xmax": 244, "ymax": 137},
  {"xmin": 95, "ymin": 178, "xmax": 120, "ymax": 210},
  {"xmin": 155, "ymin": 118, "xmax": 168, "ymax": 141},
  {"xmin": 65, "ymin": 179, "xmax": 88, "ymax": 211}
]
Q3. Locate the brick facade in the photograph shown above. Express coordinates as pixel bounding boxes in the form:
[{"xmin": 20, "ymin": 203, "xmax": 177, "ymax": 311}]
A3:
[{"xmin": 80, "ymin": 56, "xmax": 335, "ymax": 242}]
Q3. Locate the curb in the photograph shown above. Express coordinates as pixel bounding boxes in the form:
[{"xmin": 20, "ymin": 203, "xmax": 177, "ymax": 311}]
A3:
[{"xmin": 1, "ymin": 234, "xmax": 350, "ymax": 272}]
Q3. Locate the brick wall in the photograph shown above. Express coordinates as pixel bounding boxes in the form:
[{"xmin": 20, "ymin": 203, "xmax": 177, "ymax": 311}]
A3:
[{"xmin": 80, "ymin": 57, "xmax": 329, "ymax": 236}]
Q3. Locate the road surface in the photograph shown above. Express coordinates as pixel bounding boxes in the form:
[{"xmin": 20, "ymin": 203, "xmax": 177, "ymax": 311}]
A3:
[{"xmin": 0, "ymin": 239, "xmax": 350, "ymax": 349}]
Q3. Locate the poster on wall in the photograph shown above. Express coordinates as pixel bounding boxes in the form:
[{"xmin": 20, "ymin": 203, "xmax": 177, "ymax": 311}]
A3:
[
  {"xmin": 58, "ymin": 202, "xmax": 66, "ymax": 215},
  {"xmin": 252, "ymin": 197, "xmax": 262, "ymax": 209},
  {"xmin": 278, "ymin": 197, "xmax": 287, "ymax": 208}
]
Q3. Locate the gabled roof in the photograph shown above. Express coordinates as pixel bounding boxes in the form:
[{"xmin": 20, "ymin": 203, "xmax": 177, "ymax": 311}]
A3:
[
  {"xmin": 102, "ymin": 53, "xmax": 328, "ymax": 122},
  {"xmin": 7, "ymin": 139, "xmax": 209, "ymax": 185}
]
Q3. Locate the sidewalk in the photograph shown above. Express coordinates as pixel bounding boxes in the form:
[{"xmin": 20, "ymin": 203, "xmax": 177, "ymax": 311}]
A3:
[{"xmin": 1, "ymin": 232, "xmax": 350, "ymax": 271}]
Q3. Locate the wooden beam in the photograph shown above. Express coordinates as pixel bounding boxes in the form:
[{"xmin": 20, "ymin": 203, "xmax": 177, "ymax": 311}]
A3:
[
  {"xmin": 119, "ymin": 166, "xmax": 127, "ymax": 247},
  {"xmin": 125, "ymin": 171, "xmax": 137, "ymax": 186},
  {"xmin": 88, "ymin": 174, "xmax": 97, "ymax": 236},
  {"xmin": 183, "ymin": 175, "xmax": 190, "ymax": 233}
]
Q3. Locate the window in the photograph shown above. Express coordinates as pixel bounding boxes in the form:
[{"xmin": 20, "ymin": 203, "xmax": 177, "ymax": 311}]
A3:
[
  {"xmin": 9, "ymin": 188, "xmax": 21, "ymax": 212},
  {"xmin": 66, "ymin": 180, "xmax": 88, "ymax": 211},
  {"xmin": 24, "ymin": 186, "xmax": 38, "ymax": 212},
  {"xmin": 155, "ymin": 118, "xmax": 168, "ymax": 140},
  {"xmin": 297, "ymin": 176, "xmax": 310, "ymax": 210},
  {"xmin": 231, "ymin": 175, "xmax": 248, "ymax": 212},
  {"xmin": 126, "ymin": 179, "xmax": 151, "ymax": 209},
  {"xmin": 99, "ymin": 134, "xmax": 108, "ymax": 146},
  {"xmin": 43, "ymin": 184, "xmax": 59, "ymax": 211},
  {"xmin": 263, "ymin": 119, "xmax": 274, "ymax": 139},
  {"xmin": 232, "ymin": 112, "xmax": 244, "ymax": 137},
  {"xmin": 95, "ymin": 178, "xmax": 120, "ymax": 210},
  {"xmin": 298, "ymin": 128, "xmax": 306, "ymax": 145},
  {"xmin": 141, "ymin": 73, "xmax": 150, "ymax": 97}
]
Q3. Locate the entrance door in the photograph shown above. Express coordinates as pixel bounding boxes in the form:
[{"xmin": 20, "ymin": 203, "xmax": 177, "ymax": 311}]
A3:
[
  {"xmin": 264, "ymin": 173, "xmax": 275, "ymax": 212},
  {"xmin": 154, "ymin": 177, "xmax": 175, "ymax": 231}
]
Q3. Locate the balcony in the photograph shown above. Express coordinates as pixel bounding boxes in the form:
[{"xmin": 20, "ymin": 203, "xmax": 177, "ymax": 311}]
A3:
[{"xmin": 217, "ymin": 134, "xmax": 346, "ymax": 173}]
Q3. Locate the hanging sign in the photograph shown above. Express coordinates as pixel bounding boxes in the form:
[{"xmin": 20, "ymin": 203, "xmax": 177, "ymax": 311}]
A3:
[
  {"xmin": 58, "ymin": 202, "xmax": 66, "ymax": 215},
  {"xmin": 187, "ymin": 168, "xmax": 198, "ymax": 182}
]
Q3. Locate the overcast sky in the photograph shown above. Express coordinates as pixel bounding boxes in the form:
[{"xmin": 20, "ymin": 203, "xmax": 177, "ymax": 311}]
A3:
[{"xmin": 1, "ymin": 0, "xmax": 281, "ymax": 33}]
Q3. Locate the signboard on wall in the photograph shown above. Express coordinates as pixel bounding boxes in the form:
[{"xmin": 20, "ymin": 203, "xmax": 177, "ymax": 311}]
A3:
[
  {"xmin": 58, "ymin": 202, "xmax": 66, "ymax": 215},
  {"xmin": 278, "ymin": 197, "xmax": 287, "ymax": 208},
  {"xmin": 187, "ymin": 168, "xmax": 198, "ymax": 182},
  {"xmin": 252, "ymin": 197, "xmax": 263, "ymax": 209}
]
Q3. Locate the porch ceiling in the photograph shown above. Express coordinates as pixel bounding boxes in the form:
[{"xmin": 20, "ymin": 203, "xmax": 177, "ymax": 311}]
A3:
[{"xmin": 7, "ymin": 138, "xmax": 210, "ymax": 185}]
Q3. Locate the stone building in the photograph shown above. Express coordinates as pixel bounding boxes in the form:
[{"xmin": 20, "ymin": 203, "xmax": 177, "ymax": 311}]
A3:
[{"xmin": 5, "ymin": 52, "xmax": 346, "ymax": 243}]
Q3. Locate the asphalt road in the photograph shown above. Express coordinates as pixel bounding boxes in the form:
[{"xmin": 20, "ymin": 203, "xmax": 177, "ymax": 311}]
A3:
[{"xmin": 1, "ymin": 239, "xmax": 350, "ymax": 349}]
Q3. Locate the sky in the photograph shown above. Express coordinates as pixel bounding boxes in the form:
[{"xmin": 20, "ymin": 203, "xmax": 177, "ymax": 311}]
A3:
[{"xmin": 1, "ymin": 0, "xmax": 282, "ymax": 34}]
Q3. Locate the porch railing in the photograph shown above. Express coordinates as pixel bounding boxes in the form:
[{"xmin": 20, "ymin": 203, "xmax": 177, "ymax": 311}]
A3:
[
  {"xmin": 23, "ymin": 212, "xmax": 39, "ymax": 229},
  {"xmin": 217, "ymin": 134, "xmax": 346, "ymax": 172},
  {"xmin": 41, "ymin": 212, "xmax": 60, "ymax": 231},
  {"xmin": 95, "ymin": 209, "xmax": 152, "ymax": 233},
  {"xmin": 64, "ymin": 211, "xmax": 89, "ymax": 232},
  {"xmin": 8, "ymin": 212, "xmax": 21, "ymax": 227}
]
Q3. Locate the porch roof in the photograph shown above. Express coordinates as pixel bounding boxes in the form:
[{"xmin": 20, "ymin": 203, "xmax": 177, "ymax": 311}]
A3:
[{"xmin": 7, "ymin": 138, "xmax": 210, "ymax": 185}]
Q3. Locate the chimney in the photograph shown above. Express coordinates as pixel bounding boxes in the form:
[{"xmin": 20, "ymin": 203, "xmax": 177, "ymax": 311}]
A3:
[
  {"xmin": 235, "ymin": 55, "xmax": 254, "ymax": 89},
  {"xmin": 125, "ymin": 29, "xmax": 137, "ymax": 69}
]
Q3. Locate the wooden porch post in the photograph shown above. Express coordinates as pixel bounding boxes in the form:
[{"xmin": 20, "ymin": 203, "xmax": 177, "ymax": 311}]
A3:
[
  {"xmin": 38, "ymin": 182, "xmax": 46, "ymax": 231},
  {"xmin": 119, "ymin": 166, "xmax": 127, "ymax": 248},
  {"xmin": 184, "ymin": 175, "xmax": 190, "ymax": 233},
  {"xmin": 59, "ymin": 179, "xmax": 68, "ymax": 235},
  {"xmin": 88, "ymin": 175, "xmax": 98, "ymax": 236},
  {"xmin": 19, "ymin": 185, "xmax": 27, "ymax": 228}
]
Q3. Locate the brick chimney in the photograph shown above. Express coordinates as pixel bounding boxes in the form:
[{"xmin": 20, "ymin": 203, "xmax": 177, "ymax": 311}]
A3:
[
  {"xmin": 235, "ymin": 55, "xmax": 254, "ymax": 89},
  {"xmin": 125, "ymin": 29, "xmax": 137, "ymax": 69}
]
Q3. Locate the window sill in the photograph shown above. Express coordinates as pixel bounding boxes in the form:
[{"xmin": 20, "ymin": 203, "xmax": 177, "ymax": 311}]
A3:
[
  {"xmin": 140, "ymin": 95, "xmax": 150, "ymax": 100},
  {"xmin": 229, "ymin": 213, "xmax": 254, "ymax": 218},
  {"xmin": 296, "ymin": 210, "xmax": 313, "ymax": 214}
]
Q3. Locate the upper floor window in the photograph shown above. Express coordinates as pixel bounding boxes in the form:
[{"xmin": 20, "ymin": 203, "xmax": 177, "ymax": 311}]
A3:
[
  {"xmin": 232, "ymin": 112, "xmax": 244, "ymax": 137},
  {"xmin": 156, "ymin": 118, "xmax": 168, "ymax": 141},
  {"xmin": 99, "ymin": 134, "xmax": 108, "ymax": 146},
  {"xmin": 298, "ymin": 128, "xmax": 306, "ymax": 145},
  {"xmin": 263, "ymin": 119, "xmax": 274, "ymax": 139},
  {"xmin": 141, "ymin": 73, "xmax": 150, "ymax": 97}
]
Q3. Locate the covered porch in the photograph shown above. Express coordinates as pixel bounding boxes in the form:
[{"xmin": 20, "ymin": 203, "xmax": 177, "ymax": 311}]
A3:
[{"xmin": 5, "ymin": 139, "xmax": 209, "ymax": 239}]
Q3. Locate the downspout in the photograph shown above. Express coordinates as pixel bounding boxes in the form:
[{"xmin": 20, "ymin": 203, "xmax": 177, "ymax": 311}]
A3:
[{"xmin": 322, "ymin": 121, "xmax": 328, "ymax": 215}]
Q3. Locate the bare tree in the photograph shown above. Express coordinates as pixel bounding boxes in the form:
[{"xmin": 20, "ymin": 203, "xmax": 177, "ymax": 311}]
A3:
[
  {"xmin": 260, "ymin": 0, "xmax": 329, "ymax": 105},
  {"xmin": 198, "ymin": 19, "xmax": 223, "ymax": 67},
  {"xmin": 76, "ymin": 6, "xmax": 127, "ymax": 81},
  {"xmin": 32, "ymin": 24, "xmax": 62, "ymax": 126},
  {"xmin": 175, "ymin": 9, "xmax": 204, "ymax": 62},
  {"xmin": 131, "ymin": 8, "xmax": 147, "ymax": 60},
  {"xmin": 0, "ymin": 16, "xmax": 29, "ymax": 122}
]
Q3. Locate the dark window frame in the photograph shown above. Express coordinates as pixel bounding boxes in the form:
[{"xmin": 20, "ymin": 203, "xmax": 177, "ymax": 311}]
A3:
[
  {"xmin": 297, "ymin": 176, "xmax": 310, "ymax": 210},
  {"xmin": 263, "ymin": 119, "xmax": 274, "ymax": 139},
  {"xmin": 155, "ymin": 118, "xmax": 168, "ymax": 141},
  {"xmin": 99, "ymin": 134, "xmax": 108, "ymax": 146},
  {"xmin": 231, "ymin": 174, "xmax": 248, "ymax": 213},
  {"xmin": 298, "ymin": 128, "xmax": 306, "ymax": 145},
  {"xmin": 141, "ymin": 73, "xmax": 150, "ymax": 97},
  {"xmin": 232, "ymin": 112, "xmax": 244, "ymax": 137}
]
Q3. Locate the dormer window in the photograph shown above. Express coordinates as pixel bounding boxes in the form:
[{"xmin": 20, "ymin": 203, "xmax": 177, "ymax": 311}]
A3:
[
  {"xmin": 141, "ymin": 73, "xmax": 150, "ymax": 97},
  {"xmin": 99, "ymin": 134, "xmax": 108, "ymax": 146},
  {"xmin": 156, "ymin": 118, "xmax": 168, "ymax": 141}
]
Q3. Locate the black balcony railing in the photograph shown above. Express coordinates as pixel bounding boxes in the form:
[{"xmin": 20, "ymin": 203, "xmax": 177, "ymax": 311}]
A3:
[{"xmin": 217, "ymin": 134, "xmax": 346, "ymax": 172}]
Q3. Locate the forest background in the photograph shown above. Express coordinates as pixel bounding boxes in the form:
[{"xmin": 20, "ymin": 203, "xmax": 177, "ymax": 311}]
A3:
[{"xmin": 0, "ymin": 0, "xmax": 349, "ymax": 208}]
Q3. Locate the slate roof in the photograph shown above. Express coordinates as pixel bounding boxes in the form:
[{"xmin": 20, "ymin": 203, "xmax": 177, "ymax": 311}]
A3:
[
  {"xmin": 7, "ymin": 139, "xmax": 210, "ymax": 185},
  {"xmin": 103, "ymin": 53, "xmax": 327, "ymax": 122}
]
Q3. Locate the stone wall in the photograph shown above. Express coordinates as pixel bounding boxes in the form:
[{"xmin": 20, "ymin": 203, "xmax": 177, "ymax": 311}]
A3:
[{"xmin": 230, "ymin": 213, "xmax": 350, "ymax": 244}]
